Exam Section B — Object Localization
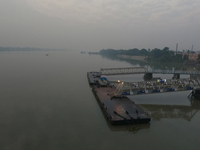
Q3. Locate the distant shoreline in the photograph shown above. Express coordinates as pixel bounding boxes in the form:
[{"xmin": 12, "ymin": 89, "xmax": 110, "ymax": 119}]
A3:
[{"xmin": 0, "ymin": 46, "xmax": 67, "ymax": 52}]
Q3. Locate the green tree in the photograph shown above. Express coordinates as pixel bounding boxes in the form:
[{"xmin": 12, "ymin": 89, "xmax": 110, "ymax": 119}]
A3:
[
  {"xmin": 163, "ymin": 47, "xmax": 169, "ymax": 51},
  {"xmin": 139, "ymin": 49, "xmax": 148, "ymax": 56}
]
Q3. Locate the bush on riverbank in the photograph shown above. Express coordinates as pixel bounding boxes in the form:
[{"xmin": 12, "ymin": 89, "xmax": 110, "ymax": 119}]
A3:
[{"xmin": 99, "ymin": 47, "xmax": 184, "ymax": 63}]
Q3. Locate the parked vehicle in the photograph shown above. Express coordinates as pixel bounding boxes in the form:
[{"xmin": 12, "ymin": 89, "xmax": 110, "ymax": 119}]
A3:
[
  {"xmin": 149, "ymin": 89, "xmax": 160, "ymax": 93},
  {"xmin": 134, "ymin": 91, "xmax": 145, "ymax": 94},
  {"xmin": 157, "ymin": 79, "xmax": 166, "ymax": 83},
  {"xmin": 184, "ymin": 87, "xmax": 193, "ymax": 90},
  {"xmin": 164, "ymin": 88, "xmax": 174, "ymax": 92}
]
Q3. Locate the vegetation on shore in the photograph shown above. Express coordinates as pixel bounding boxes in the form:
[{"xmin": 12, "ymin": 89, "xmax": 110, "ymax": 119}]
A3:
[{"xmin": 99, "ymin": 47, "xmax": 190, "ymax": 63}]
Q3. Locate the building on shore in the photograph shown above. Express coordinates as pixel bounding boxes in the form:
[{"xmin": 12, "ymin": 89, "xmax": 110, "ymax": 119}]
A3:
[{"xmin": 182, "ymin": 52, "xmax": 199, "ymax": 61}]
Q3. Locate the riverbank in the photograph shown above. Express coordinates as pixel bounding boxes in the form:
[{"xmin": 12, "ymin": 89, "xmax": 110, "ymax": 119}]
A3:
[{"xmin": 117, "ymin": 55, "xmax": 147, "ymax": 61}]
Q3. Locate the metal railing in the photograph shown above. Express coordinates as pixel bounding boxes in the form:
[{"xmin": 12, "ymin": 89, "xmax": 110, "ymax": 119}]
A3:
[
  {"xmin": 149, "ymin": 69, "xmax": 200, "ymax": 75},
  {"xmin": 100, "ymin": 67, "xmax": 148, "ymax": 75},
  {"xmin": 100, "ymin": 67, "xmax": 200, "ymax": 75}
]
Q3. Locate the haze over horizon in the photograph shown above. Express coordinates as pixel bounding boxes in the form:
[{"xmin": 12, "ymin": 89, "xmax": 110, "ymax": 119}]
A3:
[{"xmin": 1, "ymin": 0, "xmax": 200, "ymax": 52}]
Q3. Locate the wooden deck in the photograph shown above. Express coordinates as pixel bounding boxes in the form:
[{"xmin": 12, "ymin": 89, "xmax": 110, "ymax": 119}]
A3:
[{"xmin": 93, "ymin": 86, "xmax": 151, "ymax": 124}]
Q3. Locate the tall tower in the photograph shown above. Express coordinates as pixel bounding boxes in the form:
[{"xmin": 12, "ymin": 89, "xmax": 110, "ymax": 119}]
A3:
[{"xmin": 176, "ymin": 43, "xmax": 178, "ymax": 54}]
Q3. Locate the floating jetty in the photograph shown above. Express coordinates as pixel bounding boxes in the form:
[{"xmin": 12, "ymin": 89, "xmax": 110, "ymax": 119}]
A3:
[
  {"xmin": 87, "ymin": 72, "xmax": 151, "ymax": 125},
  {"xmin": 88, "ymin": 67, "xmax": 200, "ymax": 125}
]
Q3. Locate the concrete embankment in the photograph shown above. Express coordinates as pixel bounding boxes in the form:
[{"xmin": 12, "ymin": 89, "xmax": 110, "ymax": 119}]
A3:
[{"xmin": 117, "ymin": 55, "xmax": 147, "ymax": 61}]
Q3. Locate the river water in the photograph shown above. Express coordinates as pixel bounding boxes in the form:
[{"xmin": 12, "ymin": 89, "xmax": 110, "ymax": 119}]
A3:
[{"xmin": 0, "ymin": 50, "xmax": 200, "ymax": 150}]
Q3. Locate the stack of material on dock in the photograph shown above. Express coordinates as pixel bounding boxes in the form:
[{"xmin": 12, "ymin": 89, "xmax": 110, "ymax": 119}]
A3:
[{"xmin": 87, "ymin": 72, "xmax": 101, "ymax": 85}]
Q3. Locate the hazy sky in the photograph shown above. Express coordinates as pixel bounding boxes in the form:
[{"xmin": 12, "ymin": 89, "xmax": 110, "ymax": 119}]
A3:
[{"xmin": 0, "ymin": 0, "xmax": 200, "ymax": 51}]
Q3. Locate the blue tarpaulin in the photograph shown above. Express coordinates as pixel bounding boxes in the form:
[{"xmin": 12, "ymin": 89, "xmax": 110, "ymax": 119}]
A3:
[{"xmin": 100, "ymin": 77, "xmax": 107, "ymax": 80}]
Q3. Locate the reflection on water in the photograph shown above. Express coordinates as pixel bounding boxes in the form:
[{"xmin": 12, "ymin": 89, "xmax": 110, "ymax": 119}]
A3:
[
  {"xmin": 107, "ymin": 122, "xmax": 150, "ymax": 132},
  {"xmin": 144, "ymin": 96, "xmax": 200, "ymax": 122},
  {"xmin": 130, "ymin": 93, "xmax": 200, "ymax": 122},
  {"xmin": 144, "ymin": 104, "xmax": 199, "ymax": 121},
  {"xmin": 100, "ymin": 54, "xmax": 148, "ymax": 67}
]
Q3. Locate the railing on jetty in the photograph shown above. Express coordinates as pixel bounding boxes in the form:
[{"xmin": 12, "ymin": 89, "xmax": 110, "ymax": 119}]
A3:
[
  {"xmin": 109, "ymin": 78, "xmax": 200, "ymax": 97},
  {"xmin": 100, "ymin": 67, "xmax": 148, "ymax": 75},
  {"xmin": 149, "ymin": 69, "xmax": 200, "ymax": 75},
  {"xmin": 100, "ymin": 67, "xmax": 200, "ymax": 76}
]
